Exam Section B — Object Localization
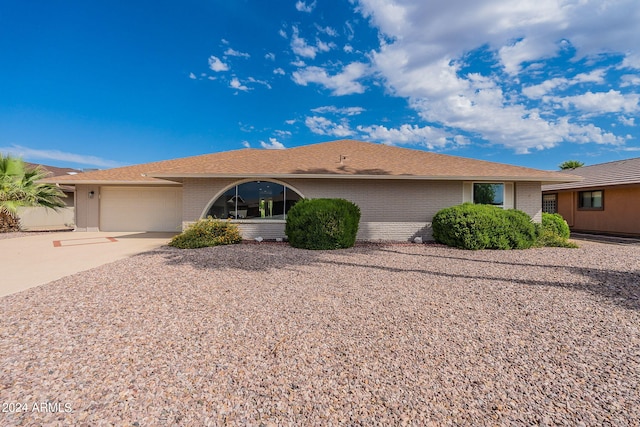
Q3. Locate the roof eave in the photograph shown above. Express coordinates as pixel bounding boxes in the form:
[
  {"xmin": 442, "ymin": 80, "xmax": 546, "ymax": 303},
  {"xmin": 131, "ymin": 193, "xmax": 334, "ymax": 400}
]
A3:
[
  {"xmin": 42, "ymin": 179, "xmax": 181, "ymax": 186},
  {"xmin": 146, "ymin": 172, "xmax": 582, "ymax": 184}
]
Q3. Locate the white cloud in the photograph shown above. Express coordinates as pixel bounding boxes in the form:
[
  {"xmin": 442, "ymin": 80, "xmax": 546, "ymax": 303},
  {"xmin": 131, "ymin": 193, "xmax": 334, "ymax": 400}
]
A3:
[
  {"xmin": 0, "ymin": 144, "xmax": 123, "ymax": 168},
  {"xmin": 247, "ymin": 77, "xmax": 272, "ymax": 89},
  {"xmin": 224, "ymin": 48, "xmax": 250, "ymax": 58},
  {"xmin": 188, "ymin": 72, "xmax": 197, "ymax": 80},
  {"xmin": 573, "ymin": 69, "xmax": 606, "ymax": 84},
  {"xmin": 260, "ymin": 138, "xmax": 286, "ymax": 149},
  {"xmin": 274, "ymin": 129, "xmax": 292, "ymax": 138},
  {"xmin": 241, "ymin": 141, "xmax": 251, "ymax": 148},
  {"xmin": 265, "ymin": 52, "xmax": 276, "ymax": 61},
  {"xmin": 305, "ymin": 116, "xmax": 354, "ymax": 137},
  {"xmin": 273, "ymin": 68, "xmax": 286, "ymax": 75},
  {"xmin": 523, "ymin": 69, "xmax": 607, "ymax": 99},
  {"xmin": 208, "ymin": 56, "xmax": 229, "ymax": 72},
  {"xmin": 621, "ymin": 74, "xmax": 640, "ymax": 87},
  {"xmin": 292, "ymin": 62, "xmax": 368, "ymax": 95},
  {"xmin": 295, "ymin": 1, "xmax": 316, "ymax": 12},
  {"xmin": 357, "ymin": 124, "xmax": 461, "ymax": 149},
  {"xmin": 311, "ymin": 106, "xmax": 365, "ymax": 116},
  {"xmin": 619, "ymin": 116, "xmax": 635, "ymax": 127},
  {"xmin": 621, "ymin": 53, "xmax": 640, "ymax": 70},
  {"xmin": 291, "ymin": 26, "xmax": 318, "ymax": 59},
  {"xmin": 316, "ymin": 25, "xmax": 338, "ymax": 37},
  {"xmin": 230, "ymin": 77, "xmax": 250, "ymax": 91},
  {"xmin": 354, "ymin": 0, "xmax": 640, "ymax": 153},
  {"xmin": 551, "ymin": 90, "xmax": 640, "ymax": 114},
  {"xmin": 522, "ymin": 77, "xmax": 568, "ymax": 99},
  {"xmin": 316, "ymin": 39, "xmax": 335, "ymax": 53},
  {"xmin": 289, "ymin": 26, "xmax": 335, "ymax": 59}
]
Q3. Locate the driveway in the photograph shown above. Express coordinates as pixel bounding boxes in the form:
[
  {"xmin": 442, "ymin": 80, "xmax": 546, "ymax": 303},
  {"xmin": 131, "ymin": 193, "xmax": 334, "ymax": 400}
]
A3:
[{"xmin": 0, "ymin": 231, "xmax": 175, "ymax": 297}]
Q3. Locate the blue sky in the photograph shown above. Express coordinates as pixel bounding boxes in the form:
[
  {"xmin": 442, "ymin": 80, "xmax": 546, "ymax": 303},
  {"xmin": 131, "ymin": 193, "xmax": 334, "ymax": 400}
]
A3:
[{"xmin": 1, "ymin": 0, "xmax": 639, "ymax": 171}]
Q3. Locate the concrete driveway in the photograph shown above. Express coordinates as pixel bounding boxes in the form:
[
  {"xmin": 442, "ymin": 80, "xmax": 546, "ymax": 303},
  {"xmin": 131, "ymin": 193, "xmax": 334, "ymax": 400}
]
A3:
[{"xmin": 0, "ymin": 231, "xmax": 176, "ymax": 297}]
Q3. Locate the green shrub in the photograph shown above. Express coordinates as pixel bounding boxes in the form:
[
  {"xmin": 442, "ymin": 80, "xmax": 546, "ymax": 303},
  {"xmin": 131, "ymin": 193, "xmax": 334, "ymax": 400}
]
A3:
[
  {"xmin": 432, "ymin": 203, "xmax": 537, "ymax": 250},
  {"xmin": 540, "ymin": 212, "xmax": 570, "ymax": 239},
  {"xmin": 536, "ymin": 213, "xmax": 577, "ymax": 248},
  {"xmin": 169, "ymin": 217, "xmax": 242, "ymax": 249},
  {"xmin": 285, "ymin": 198, "xmax": 361, "ymax": 250}
]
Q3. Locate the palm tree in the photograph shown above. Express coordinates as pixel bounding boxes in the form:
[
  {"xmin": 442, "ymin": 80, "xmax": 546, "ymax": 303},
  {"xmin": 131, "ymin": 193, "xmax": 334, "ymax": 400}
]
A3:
[
  {"xmin": 0, "ymin": 154, "xmax": 67, "ymax": 232},
  {"xmin": 559, "ymin": 160, "xmax": 584, "ymax": 170}
]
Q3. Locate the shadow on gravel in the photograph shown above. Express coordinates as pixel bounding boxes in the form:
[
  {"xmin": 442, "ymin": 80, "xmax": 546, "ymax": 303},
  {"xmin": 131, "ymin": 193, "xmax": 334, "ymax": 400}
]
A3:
[{"xmin": 155, "ymin": 243, "xmax": 640, "ymax": 312}]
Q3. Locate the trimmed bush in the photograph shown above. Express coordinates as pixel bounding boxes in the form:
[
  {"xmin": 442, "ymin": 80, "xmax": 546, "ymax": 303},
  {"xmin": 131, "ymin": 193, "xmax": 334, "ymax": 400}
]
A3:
[
  {"xmin": 432, "ymin": 203, "xmax": 537, "ymax": 250},
  {"xmin": 169, "ymin": 217, "xmax": 242, "ymax": 249},
  {"xmin": 536, "ymin": 213, "xmax": 577, "ymax": 248},
  {"xmin": 285, "ymin": 198, "xmax": 361, "ymax": 250},
  {"xmin": 541, "ymin": 212, "xmax": 570, "ymax": 239}
]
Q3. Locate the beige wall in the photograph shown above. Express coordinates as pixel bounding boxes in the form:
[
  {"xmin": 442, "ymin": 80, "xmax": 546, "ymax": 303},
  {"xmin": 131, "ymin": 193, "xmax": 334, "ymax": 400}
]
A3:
[
  {"xmin": 17, "ymin": 207, "xmax": 75, "ymax": 230},
  {"xmin": 515, "ymin": 181, "xmax": 542, "ymax": 223},
  {"xmin": 183, "ymin": 178, "xmax": 462, "ymax": 241},
  {"xmin": 554, "ymin": 185, "xmax": 640, "ymax": 236},
  {"xmin": 73, "ymin": 178, "xmax": 546, "ymax": 240}
]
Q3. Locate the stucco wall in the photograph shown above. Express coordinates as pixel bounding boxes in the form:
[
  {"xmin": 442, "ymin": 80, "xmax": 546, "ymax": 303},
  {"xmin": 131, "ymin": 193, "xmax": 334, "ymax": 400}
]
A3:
[
  {"xmin": 554, "ymin": 185, "xmax": 640, "ymax": 236},
  {"xmin": 17, "ymin": 207, "xmax": 75, "ymax": 230}
]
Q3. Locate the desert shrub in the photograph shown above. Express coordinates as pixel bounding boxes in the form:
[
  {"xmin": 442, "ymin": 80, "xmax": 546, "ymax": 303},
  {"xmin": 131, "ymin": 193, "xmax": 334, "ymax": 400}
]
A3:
[
  {"xmin": 536, "ymin": 212, "xmax": 577, "ymax": 248},
  {"xmin": 168, "ymin": 217, "xmax": 242, "ymax": 249},
  {"xmin": 432, "ymin": 203, "xmax": 537, "ymax": 250},
  {"xmin": 540, "ymin": 212, "xmax": 570, "ymax": 239},
  {"xmin": 285, "ymin": 198, "xmax": 361, "ymax": 250}
]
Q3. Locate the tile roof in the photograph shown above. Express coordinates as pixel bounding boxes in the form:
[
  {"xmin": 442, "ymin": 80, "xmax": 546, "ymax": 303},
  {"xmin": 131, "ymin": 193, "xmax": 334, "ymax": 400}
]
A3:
[
  {"xmin": 543, "ymin": 157, "xmax": 640, "ymax": 191},
  {"xmin": 25, "ymin": 162, "xmax": 82, "ymax": 177},
  {"xmin": 47, "ymin": 139, "xmax": 580, "ymax": 185}
]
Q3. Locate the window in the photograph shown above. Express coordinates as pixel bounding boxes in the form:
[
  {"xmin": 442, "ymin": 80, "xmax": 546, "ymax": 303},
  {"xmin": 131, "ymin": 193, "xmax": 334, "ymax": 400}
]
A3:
[
  {"xmin": 542, "ymin": 194, "xmax": 557, "ymax": 214},
  {"xmin": 473, "ymin": 183, "xmax": 504, "ymax": 207},
  {"xmin": 579, "ymin": 190, "xmax": 603, "ymax": 210},
  {"xmin": 207, "ymin": 181, "xmax": 302, "ymax": 220}
]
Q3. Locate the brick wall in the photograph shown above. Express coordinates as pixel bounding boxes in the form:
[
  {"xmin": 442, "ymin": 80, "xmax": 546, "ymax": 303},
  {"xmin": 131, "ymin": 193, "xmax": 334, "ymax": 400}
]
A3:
[
  {"xmin": 515, "ymin": 181, "xmax": 542, "ymax": 222},
  {"xmin": 182, "ymin": 178, "xmax": 463, "ymax": 241}
]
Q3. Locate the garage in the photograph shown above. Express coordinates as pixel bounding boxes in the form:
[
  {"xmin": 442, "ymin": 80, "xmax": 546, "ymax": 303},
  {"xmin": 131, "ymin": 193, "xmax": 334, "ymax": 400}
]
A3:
[{"xmin": 100, "ymin": 186, "xmax": 182, "ymax": 232}]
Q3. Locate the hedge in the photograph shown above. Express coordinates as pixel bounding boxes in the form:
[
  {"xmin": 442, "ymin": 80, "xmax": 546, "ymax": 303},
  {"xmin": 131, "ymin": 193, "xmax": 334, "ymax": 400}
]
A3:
[{"xmin": 285, "ymin": 198, "xmax": 360, "ymax": 250}]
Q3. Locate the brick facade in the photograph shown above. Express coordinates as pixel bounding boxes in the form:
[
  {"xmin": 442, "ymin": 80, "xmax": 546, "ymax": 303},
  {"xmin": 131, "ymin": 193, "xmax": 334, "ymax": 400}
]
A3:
[
  {"xmin": 515, "ymin": 181, "xmax": 542, "ymax": 223},
  {"xmin": 182, "ymin": 178, "xmax": 464, "ymax": 241}
]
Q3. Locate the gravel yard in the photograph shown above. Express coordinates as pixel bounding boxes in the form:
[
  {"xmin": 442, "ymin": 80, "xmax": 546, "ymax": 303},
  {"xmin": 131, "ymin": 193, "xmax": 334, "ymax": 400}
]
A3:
[{"xmin": 1, "ymin": 241, "xmax": 639, "ymax": 426}]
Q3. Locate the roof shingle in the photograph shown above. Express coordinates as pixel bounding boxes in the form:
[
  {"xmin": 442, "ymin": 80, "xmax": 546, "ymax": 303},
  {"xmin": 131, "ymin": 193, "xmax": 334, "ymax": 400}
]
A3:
[
  {"xmin": 47, "ymin": 139, "xmax": 580, "ymax": 184},
  {"xmin": 543, "ymin": 157, "xmax": 640, "ymax": 191}
]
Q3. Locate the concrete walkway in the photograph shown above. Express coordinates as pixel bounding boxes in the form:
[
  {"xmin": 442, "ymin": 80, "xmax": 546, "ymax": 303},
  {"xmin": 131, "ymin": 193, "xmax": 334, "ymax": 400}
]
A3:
[{"xmin": 0, "ymin": 231, "xmax": 176, "ymax": 297}]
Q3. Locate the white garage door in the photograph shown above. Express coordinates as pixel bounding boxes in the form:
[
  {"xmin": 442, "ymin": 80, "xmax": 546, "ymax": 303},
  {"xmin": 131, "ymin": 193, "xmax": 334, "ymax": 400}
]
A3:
[{"xmin": 100, "ymin": 187, "xmax": 182, "ymax": 232}]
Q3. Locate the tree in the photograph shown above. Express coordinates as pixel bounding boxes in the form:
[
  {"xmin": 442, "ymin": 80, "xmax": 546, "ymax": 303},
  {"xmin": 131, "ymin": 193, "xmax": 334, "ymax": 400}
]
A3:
[
  {"xmin": 473, "ymin": 183, "xmax": 498, "ymax": 205},
  {"xmin": 0, "ymin": 154, "xmax": 67, "ymax": 232},
  {"xmin": 559, "ymin": 160, "xmax": 584, "ymax": 170}
]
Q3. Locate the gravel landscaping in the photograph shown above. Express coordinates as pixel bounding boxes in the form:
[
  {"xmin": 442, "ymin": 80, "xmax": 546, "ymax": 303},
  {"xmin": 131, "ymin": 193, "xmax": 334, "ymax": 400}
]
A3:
[{"xmin": 1, "ymin": 241, "xmax": 639, "ymax": 426}]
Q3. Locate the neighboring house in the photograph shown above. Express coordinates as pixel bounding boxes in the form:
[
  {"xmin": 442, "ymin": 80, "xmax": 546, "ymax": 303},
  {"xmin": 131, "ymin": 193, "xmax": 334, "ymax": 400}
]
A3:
[
  {"xmin": 17, "ymin": 163, "xmax": 81, "ymax": 231},
  {"xmin": 46, "ymin": 139, "xmax": 579, "ymax": 241},
  {"xmin": 542, "ymin": 157, "xmax": 640, "ymax": 237}
]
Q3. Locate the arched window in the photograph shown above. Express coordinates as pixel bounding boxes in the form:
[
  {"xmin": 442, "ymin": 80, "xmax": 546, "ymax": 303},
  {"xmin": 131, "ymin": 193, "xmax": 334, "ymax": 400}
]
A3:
[{"xmin": 206, "ymin": 181, "xmax": 302, "ymax": 220}]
